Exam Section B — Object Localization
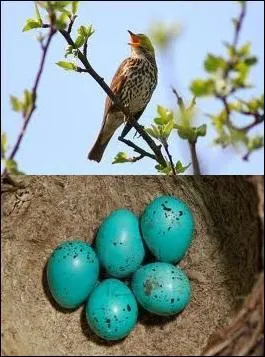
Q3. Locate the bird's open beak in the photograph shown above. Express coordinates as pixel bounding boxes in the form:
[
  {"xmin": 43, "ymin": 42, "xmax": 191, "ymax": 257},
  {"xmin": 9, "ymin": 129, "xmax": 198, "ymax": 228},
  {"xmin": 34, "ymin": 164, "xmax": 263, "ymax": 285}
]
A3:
[{"xmin": 128, "ymin": 30, "xmax": 140, "ymax": 47}]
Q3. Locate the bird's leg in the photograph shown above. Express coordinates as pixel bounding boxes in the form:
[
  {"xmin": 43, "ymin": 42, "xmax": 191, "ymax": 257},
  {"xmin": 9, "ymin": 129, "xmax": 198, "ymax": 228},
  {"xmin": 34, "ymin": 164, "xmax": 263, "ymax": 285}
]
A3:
[{"xmin": 133, "ymin": 125, "xmax": 145, "ymax": 139}]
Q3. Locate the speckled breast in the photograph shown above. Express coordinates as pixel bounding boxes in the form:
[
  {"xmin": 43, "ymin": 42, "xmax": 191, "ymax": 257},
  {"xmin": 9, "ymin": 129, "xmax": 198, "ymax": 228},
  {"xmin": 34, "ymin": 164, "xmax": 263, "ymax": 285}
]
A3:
[{"xmin": 121, "ymin": 59, "xmax": 157, "ymax": 114}]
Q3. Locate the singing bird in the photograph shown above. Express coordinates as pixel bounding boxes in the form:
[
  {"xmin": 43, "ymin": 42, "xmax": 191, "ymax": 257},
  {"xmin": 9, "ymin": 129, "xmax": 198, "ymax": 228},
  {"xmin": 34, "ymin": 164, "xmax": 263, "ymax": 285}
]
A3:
[{"xmin": 88, "ymin": 30, "xmax": 158, "ymax": 162}]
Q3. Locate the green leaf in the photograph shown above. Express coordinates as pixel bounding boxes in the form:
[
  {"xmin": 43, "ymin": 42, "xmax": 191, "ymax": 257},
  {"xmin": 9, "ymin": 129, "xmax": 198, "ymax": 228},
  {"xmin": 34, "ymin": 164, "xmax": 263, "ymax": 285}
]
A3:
[
  {"xmin": 10, "ymin": 96, "xmax": 22, "ymax": 112},
  {"xmin": 65, "ymin": 45, "xmax": 73, "ymax": 58},
  {"xmin": 22, "ymin": 18, "xmax": 42, "ymax": 32},
  {"xmin": 155, "ymin": 163, "xmax": 172, "ymax": 175},
  {"xmin": 154, "ymin": 117, "xmax": 166, "ymax": 125},
  {"xmin": 112, "ymin": 152, "xmax": 129, "ymax": 164},
  {"xmin": 247, "ymin": 98, "xmax": 261, "ymax": 112},
  {"xmin": 55, "ymin": 12, "xmax": 69, "ymax": 30},
  {"xmin": 72, "ymin": 1, "xmax": 79, "ymax": 15},
  {"xmin": 1, "ymin": 132, "xmax": 7, "ymax": 157},
  {"xmin": 56, "ymin": 61, "xmax": 77, "ymax": 71},
  {"xmin": 157, "ymin": 105, "xmax": 168, "ymax": 118},
  {"xmin": 247, "ymin": 136, "xmax": 264, "ymax": 151},
  {"xmin": 145, "ymin": 127, "xmax": 160, "ymax": 139},
  {"xmin": 244, "ymin": 56, "xmax": 258, "ymax": 66},
  {"xmin": 4, "ymin": 159, "xmax": 25, "ymax": 174},
  {"xmin": 176, "ymin": 126, "xmax": 193, "ymax": 140},
  {"xmin": 162, "ymin": 120, "xmax": 174, "ymax": 138},
  {"xmin": 238, "ymin": 42, "xmax": 251, "ymax": 57},
  {"xmin": 234, "ymin": 61, "xmax": 249, "ymax": 80},
  {"xmin": 86, "ymin": 25, "xmax": 95, "ymax": 37},
  {"xmin": 34, "ymin": 3, "xmax": 42, "ymax": 24},
  {"xmin": 175, "ymin": 161, "xmax": 191, "ymax": 174},
  {"xmin": 53, "ymin": 1, "xmax": 72, "ymax": 9},
  {"xmin": 22, "ymin": 90, "xmax": 33, "ymax": 113},
  {"xmin": 190, "ymin": 79, "xmax": 215, "ymax": 97},
  {"xmin": 195, "ymin": 124, "xmax": 207, "ymax": 137},
  {"xmin": 36, "ymin": 1, "xmax": 49, "ymax": 9},
  {"xmin": 187, "ymin": 97, "xmax": 196, "ymax": 112},
  {"xmin": 204, "ymin": 54, "xmax": 226, "ymax": 72}
]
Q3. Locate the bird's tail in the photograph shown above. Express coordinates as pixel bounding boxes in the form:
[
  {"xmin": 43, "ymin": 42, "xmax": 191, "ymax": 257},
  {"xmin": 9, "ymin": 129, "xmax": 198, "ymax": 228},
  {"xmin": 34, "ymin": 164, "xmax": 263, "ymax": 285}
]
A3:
[{"xmin": 88, "ymin": 134, "xmax": 111, "ymax": 163}]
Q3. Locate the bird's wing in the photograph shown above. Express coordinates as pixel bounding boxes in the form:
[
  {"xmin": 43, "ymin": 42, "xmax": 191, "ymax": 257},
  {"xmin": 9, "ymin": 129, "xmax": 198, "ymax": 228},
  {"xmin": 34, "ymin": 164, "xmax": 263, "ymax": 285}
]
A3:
[{"xmin": 103, "ymin": 58, "xmax": 131, "ymax": 118}]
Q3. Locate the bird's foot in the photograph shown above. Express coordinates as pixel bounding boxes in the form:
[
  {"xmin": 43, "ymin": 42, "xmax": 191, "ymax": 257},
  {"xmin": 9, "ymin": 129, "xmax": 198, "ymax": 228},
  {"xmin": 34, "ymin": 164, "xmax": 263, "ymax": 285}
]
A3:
[{"xmin": 133, "ymin": 125, "xmax": 145, "ymax": 139}]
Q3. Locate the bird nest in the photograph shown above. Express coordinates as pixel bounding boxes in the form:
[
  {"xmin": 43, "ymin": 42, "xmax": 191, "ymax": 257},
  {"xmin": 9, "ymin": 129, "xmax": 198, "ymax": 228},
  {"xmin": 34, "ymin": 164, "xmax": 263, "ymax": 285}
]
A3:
[{"xmin": 1, "ymin": 175, "xmax": 264, "ymax": 356}]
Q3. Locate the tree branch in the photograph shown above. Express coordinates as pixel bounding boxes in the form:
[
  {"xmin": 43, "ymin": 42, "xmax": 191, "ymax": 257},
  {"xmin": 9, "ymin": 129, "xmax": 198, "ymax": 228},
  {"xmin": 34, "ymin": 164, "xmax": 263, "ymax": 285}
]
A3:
[
  {"xmin": 232, "ymin": 1, "xmax": 247, "ymax": 49},
  {"xmin": 218, "ymin": 95, "xmax": 264, "ymax": 133},
  {"xmin": 162, "ymin": 141, "xmax": 177, "ymax": 175},
  {"xmin": 118, "ymin": 136, "xmax": 157, "ymax": 161},
  {"xmin": 189, "ymin": 140, "xmax": 201, "ymax": 176},
  {"xmin": 2, "ymin": 25, "xmax": 56, "ymax": 178}
]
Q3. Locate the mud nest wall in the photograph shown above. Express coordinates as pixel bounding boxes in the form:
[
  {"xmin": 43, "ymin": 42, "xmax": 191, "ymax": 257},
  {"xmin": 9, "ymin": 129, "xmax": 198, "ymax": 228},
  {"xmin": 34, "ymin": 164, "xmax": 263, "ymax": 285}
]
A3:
[{"xmin": 1, "ymin": 176, "xmax": 263, "ymax": 356}]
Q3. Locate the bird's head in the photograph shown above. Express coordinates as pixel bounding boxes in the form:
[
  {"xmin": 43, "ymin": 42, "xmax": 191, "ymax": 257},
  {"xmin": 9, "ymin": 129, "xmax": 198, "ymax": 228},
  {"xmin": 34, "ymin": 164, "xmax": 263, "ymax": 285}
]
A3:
[{"xmin": 128, "ymin": 30, "xmax": 155, "ymax": 59}]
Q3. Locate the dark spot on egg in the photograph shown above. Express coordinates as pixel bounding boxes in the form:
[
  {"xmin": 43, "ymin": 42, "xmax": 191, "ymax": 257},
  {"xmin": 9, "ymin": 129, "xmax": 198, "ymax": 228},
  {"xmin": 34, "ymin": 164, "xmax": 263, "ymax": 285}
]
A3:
[
  {"xmin": 154, "ymin": 294, "xmax": 158, "ymax": 298},
  {"xmin": 167, "ymin": 226, "xmax": 172, "ymax": 231},
  {"xmin": 125, "ymin": 316, "xmax": 128, "ymax": 319},
  {"xmin": 127, "ymin": 304, "xmax": 131, "ymax": 312},
  {"xmin": 153, "ymin": 210, "xmax": 156, "ymax": 215},
  {"xmin": 63, "ymin": 256, "xmax": 66, "ymax": 259},
  {"xmin": 123, "ymin": 308, "xmax": 125, "ymax": 312},
  {"xmin": 177, "ymin": 298, "xmax": 180, "ymax": 301},
  {"xmin": 73, "ymin": 254, "xmax": 78, "ymax": 259},
  {"xmin": 144, "ymin": 280, "xmax": 155, "ymax": 296},
  {"xmin": 171, "ymin": 298, "xmax": 175, "ymax": 303},
  {"xmin": 179, "ymin": 211, "xmax": 183, "ymax": 216},
  {"xmin": 113, "ymin": 242, "xmax": 117, "ymax": 246},
  {"xmin": 152, "ymin": 268, "xmax": 156, "ymax": 272},
  {"xmin": 69, "ymin": 242, "xmax": 73, "ymax": 246},
  {"xmin": 80, "ymin": 248, "xmax": 83, "ymax": 252},
  {"xmin": 161, "ymin": 203, "xmax": 172, "ymax": 212}
]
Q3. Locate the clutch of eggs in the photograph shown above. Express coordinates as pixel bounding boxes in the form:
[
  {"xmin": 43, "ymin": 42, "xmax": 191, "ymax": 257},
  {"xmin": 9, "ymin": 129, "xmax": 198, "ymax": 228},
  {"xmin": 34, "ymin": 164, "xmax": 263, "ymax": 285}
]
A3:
[{"xmin": 46, "ymin": 195, "xmax": 195, "ymax": 340}]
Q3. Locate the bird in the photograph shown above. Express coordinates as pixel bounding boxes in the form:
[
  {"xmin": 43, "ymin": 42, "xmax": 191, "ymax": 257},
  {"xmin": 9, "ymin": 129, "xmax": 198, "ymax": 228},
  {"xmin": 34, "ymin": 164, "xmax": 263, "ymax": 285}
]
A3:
[{"xmin": 88, "ymin": 30, "xmax": 158, "ymax": 162}]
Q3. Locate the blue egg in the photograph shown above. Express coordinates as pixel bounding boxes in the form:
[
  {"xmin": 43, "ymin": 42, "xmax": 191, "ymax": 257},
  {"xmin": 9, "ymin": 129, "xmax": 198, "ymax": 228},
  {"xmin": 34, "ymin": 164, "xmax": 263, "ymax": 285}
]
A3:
[
  {"xmin": 86, "ymin": 279, "xmax": 138, "ymax": 340},
  {"xmin": 131, "ymin": 262, "xmax": 191, "ymax": 316},
  {"xmin": 95, "ymin": 209, "xmax": 145, "ymax": 278},
  {"xmin": 141, "ymin": 195, "xmax": 194, "ymax": 263},
  {"xmin": 47, "ymin": 240, "xmax": 99, "ymax": 309}
]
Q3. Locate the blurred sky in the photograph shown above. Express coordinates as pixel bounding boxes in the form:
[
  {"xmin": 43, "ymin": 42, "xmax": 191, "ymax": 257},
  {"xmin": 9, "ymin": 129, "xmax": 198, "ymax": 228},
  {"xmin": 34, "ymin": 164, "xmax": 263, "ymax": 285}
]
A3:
[{"xmin": 1, "ymin": 1, "xmax": 264, "ymax": 174}]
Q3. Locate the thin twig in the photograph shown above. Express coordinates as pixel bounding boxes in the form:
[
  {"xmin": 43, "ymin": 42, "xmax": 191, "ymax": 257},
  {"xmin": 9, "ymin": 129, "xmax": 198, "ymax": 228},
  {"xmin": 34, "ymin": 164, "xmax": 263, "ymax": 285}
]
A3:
[
  {"xmin": 172, "ymin": 87, "xmax": 201, "ymax": 175},
  {"xmin": 189, "ymin": 140, "xmax": 201, "ymax": 175},
  {"xmin": 83, "ymin": 40, "xmax": 88, "ymax": 58},
  {"xmin": 118, "ymin": 136, "xmax": 157, "ymax": 161},
  {"xmin": 2, "ymin": 25, "xmax": 56, "ymax": 178},
  {"xmin": 218, "ymin": 95, "xmax": 264, "ymax": 133},
  {"xmin": 232, "ymin": 1, "xmax": 247, "ymax": 49},
  {"xmin": 67, "ymin": 14, "xmax": 77, "ymax": 34},
  {"xmin": 162, "ymin": 141, "xmax": 177, "ymax": 175}
]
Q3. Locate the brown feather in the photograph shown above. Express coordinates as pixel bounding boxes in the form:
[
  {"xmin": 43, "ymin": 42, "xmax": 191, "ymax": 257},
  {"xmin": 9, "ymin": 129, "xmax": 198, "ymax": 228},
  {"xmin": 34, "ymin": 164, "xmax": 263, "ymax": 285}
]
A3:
[{"xmin": 88, "ymin": 59, "xmax": 131, "ymax": 162}]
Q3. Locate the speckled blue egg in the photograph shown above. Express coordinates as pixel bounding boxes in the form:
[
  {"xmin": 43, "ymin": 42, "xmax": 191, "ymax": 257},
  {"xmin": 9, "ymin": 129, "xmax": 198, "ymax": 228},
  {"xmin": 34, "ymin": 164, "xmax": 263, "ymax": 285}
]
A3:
[
  {"xmin": 131, "ymin": 262, "xmax": 191, "ymax": 316},
  {"xmin": 141, "ymin": 195, "xmax": 194, "ymax": 263},
  {"xmin": 86, "ymin": 279, "xmax": 138, "ymax": 340},
  {"xmin": 47, "ymin": 240, "xmax": 99, "ymax": 309},
  {"xmin": 95, "ymin": 209, "xmax": 145, "ymax": 278}
]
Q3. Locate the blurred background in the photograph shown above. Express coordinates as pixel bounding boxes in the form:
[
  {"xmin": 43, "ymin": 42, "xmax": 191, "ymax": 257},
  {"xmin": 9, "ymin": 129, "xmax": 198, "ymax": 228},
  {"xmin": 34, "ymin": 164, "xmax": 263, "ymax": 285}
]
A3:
[{"xmin": 1, "ymin": 1, "xmax": 264, "ymax": 174}]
